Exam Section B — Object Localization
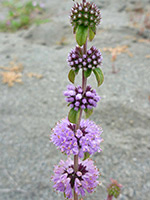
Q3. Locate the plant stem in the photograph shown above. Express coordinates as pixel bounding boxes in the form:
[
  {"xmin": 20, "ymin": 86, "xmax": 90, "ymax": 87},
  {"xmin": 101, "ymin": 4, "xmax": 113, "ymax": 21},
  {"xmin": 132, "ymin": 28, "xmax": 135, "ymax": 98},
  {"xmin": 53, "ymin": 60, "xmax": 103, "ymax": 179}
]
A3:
[
  {"xmin": 82, "ymin": 41, "xmax": 87, "ymax": 92},
  {"xmin": 73, "ymin": 1, "xmax": 87, "ymax": 199},
  {"xmin": 106, "ymin": 195, "xmax": 113, "ymax": 200},
  {"xmin": 73, "ymin": 27, "xmax": 87, "ymax": 200}
]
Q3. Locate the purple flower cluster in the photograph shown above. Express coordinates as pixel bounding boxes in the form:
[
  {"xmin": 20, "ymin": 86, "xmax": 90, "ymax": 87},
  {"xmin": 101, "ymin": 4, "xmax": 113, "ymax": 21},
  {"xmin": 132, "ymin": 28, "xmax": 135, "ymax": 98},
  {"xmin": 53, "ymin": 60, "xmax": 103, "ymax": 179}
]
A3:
[
  {"xmin": 68, "ymin": 46, "xmax": 102, "ymax": 71},
  {"xmin": 64, "ymin": 85, "xmax": 101, "ymax": 111},
  {"xmin": 51, "ymin": 118, "xmax": 103, "ymax": 158},
  {"xmin": 70, "ymin": 2, "xmax": 101, "ymax": 28},
  {"xmin": 52, "ymin": 158, "xmax": 99, "ymax": 199}
]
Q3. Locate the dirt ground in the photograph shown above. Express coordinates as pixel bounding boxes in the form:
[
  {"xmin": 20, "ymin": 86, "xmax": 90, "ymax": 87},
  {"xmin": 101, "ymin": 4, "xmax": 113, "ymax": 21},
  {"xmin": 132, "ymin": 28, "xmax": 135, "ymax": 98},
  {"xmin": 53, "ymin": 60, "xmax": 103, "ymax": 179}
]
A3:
[{"xmin": 0, "ymin": 0, "xmax": 150, "ymax": 200}]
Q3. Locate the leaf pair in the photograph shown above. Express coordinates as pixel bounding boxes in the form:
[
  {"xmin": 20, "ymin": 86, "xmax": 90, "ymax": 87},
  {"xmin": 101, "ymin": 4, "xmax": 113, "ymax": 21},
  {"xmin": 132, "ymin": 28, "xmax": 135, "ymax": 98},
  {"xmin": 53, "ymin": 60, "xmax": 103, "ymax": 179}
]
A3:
[
  {"xmin": 84, "ymin": 67, "xmax": 104, "ymax": 85},
  {"xmin": 68, "ymin": 107, "xmax": 93, "ymax": 124},
  {"xmin": 69, "ymin": 67, "xmax": 104, "ymax": 87},
  {"xmin": 82, "ymin": 66, "xmax": 105, "ymax": 88},
  {"xmin": 76, "ymin": 25, "xmax": 95, "ymax": 46}
]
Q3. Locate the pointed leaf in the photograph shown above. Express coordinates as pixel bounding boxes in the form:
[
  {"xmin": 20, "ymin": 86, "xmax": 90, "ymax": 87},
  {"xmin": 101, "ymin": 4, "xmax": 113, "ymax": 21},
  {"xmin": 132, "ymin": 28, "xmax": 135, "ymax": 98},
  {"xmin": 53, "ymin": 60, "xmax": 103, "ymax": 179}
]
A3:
[
  {"xmin": 91, "ymin": 26, "xmax": 96, "ymax": 34},
  {"xmin": 89, "ymin": 27, "xmax": 95, "ymax": 41},
  {"xmin": 93, "ymin": 68, "xmax": 104, "ymax": 87},
  {"xmin": 64, "ymin": 192, "xmax": 69, "ymax": 199},
  {"xmin": 76, "ymin": 25, "xmax": 88, "ymax": 46},
  {"xmin": 84, "ymin": 68, "xmax": 92, "ymax": 78},
  {"xmin": 68, "ymin": 69, "xmax": 75, "ymax": 83},
  {"xmin": 67, "ymin": 103, "xmax": 71, "ymax": 107},
  {"xmin": 64, "ymin": 193, "xmax": 66, "ymax": 198},
  {"xmin": 84, "ymin": 108, "xmax": 93, "ymax": 118},
  {"xmin": 68, "ymin": 108, "xmax": 80, "ymax": 124},
  {"xmin": 73, "ymin": 25, "xmax": 78, "ymax": 34},
  {"xmin": 83, "ymin": 152, "xmax": 90, "ymax": 161}
]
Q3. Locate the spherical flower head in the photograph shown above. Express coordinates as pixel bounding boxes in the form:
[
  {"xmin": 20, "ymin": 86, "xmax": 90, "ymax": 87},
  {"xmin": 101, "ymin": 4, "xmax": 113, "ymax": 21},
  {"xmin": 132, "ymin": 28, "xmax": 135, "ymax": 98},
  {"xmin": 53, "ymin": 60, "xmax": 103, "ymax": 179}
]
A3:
[
  {"xmin": 64, "ymin": 84, "xmax": 101, "ymax": 111},
  {"xmin": 107, "ymin": 179, "xmax": 122, "ymax": 198},
  {"xmin": 51, "ymin": 118, "xmax": 103, "ymax": 157},
  {"xmin": 70, "ymin": 2, "xmax": 101, "ymax": 31},
  {"xmin": 68, "ymin": 46, "xmax": 102, "ymax": 71},
  {"xmin": 51, "ymin": 158, "xmax": 99, "ymax": 199}
]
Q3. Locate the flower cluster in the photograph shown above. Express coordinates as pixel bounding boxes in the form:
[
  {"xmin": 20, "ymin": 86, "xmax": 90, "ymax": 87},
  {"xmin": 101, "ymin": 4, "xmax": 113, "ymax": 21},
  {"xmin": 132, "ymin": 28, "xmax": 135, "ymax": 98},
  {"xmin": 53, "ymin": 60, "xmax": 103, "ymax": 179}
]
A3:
[
  {"xmin": 51, "ymin": 118, "xmax": 103, "ymax": 158},
  {"xmin": 64, "ymin": 85, "xmax": 101, "ymax": 111},
  {"xmin": 68, "ymin": 46, "xmax": 102, "ymax": 71},
  {"xmin": 52, "ymin": 158, "xmax": 99, "ymax": 199},
  {"xmin": 70, "ymin": 2, "xmax": 101, "ymax": 29}
]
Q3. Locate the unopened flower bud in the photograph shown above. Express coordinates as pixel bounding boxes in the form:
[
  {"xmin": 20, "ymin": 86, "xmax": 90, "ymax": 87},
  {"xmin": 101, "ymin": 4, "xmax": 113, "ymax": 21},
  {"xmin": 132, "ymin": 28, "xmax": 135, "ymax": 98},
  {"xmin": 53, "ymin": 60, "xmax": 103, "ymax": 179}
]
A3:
[
  {"xmin": 68, "ymin": 46, "xmax": 102, "ymax": 71},
  {"xmin": 64, "ymin": 85, "xmax": 101, "ymax": 111},
  {"xmin": 70, "ymin": 2, "xmax": 101, "ymax": 31}
]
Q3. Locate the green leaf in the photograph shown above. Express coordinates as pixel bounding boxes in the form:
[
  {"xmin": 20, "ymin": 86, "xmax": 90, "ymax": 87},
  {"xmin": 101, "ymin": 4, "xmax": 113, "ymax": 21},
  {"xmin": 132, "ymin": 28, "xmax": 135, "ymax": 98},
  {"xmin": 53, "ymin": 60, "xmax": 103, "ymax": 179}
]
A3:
[
  {"xmin": 91, "ymin": 26, "xmax": 96, "ymax": 34},
  {"xmin": 68, "ymin": 108, "xmax": 80, "ymax": 124},
  {"xmin": 83, "ymin": 152, "xmax": 90, "ymax": 161},
  {"xmin": 64, "ymin": 192, "xmax": 69, "ymax": 199},
  {"xmin": 9, "ymin": 11, "xmax": 14, "ymax": 17},
  {"xmin": 76, "ymin": 25, "xmax": 88, "ymax": 46},
  {"xmin": 84, "ymin": 68, "xmax": 92, "ymax": 78},
  {"xmin": 84, "ymin": 108, "xmax": 93, "ymax": 118},
  {"xmin": 67, "ymin": 102, "xmax": 71, "ymax": 107},
  {"xmin": 68, "ymin": 69, "xmax": 75, "ymax": 84},
  {"xmin": 20, "ymin": 15, "xmax": 30, "ymax": 25},
  {"xmin": 11, "ymin": 20, "xmax": 21, "ymax": 30},
  {"xmin": 64, "ymin": 192, "xmax": 66, "ymax": 198},
  {"xmin": 89, "ymin": 27, "xmax": 95, "ymax": 41},
  {"xmin": 73, "ymin": 25, "xmax": 78, "ymax": 34},
  {"xmin": 93, "ymin": 68, "xmax": 104, "ymax": 87}
]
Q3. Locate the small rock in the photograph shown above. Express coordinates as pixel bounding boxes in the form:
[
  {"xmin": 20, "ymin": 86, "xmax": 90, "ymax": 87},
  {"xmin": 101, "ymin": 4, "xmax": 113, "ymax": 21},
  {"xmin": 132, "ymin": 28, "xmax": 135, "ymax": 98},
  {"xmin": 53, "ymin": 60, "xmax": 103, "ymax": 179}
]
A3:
[
  {"xmin": 119, "ymin": 194, "xmax": 128, "ymax": 200},
  {"xmin": 124, "ymin": 187, "xmax": 134, "ymax": 198},
  {"xmin": 143, "ymin": 181, "xmax": 150, "ymax": 190},
  {"xmin": 132, "ymin": 157, "xmax": 137, "ymax": 161},
  {"xmin": 125, "ymin": 170, "xmax": 130, "ymax": 176},
  {"xmin": 118, "ymin": 5, "xmax": 126, "ymax": 12},
  {"xmin": 112, "ymin": 156, "xmax": 119, "ymax": 164},
  {"xmin": 130, "ymin": 99, "xmax": 134, "ymax": 103},
  {"xmin": 129, "ymin": 120, "xmax": 134, "ymax": 126},
  {"xmin": 111, "ymin": 122, "xmax": 115, "ymax": 127},
  {"xmin": 6, "ymin": 55, "xmax": 10, "ymax": 59}
]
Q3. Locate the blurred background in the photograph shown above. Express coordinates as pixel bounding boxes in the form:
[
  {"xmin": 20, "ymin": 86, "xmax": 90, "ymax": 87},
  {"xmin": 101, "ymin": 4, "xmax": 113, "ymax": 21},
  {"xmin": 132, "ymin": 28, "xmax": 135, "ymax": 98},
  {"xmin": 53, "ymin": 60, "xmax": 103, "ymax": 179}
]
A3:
[{"xmin": 0, "ymin": 0, "xmax": 150, "ymax": 199}]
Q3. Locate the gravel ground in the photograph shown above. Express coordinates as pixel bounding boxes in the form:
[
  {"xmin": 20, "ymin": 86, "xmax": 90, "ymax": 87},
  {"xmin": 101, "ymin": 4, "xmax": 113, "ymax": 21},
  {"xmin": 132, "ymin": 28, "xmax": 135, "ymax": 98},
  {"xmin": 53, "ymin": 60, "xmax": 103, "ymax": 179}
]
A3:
[{"xmin": 0, "ymin": 0, "xmax": 150, "ymax": 200}]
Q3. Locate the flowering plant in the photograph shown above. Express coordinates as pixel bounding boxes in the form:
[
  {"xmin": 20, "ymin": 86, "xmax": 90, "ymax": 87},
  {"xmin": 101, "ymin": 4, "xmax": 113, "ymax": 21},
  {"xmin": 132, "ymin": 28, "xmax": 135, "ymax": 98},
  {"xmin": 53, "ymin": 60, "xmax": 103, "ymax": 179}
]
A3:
[{"xmin": 50, "ymin": 0, "xmax": 121, "ymax": 199}]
